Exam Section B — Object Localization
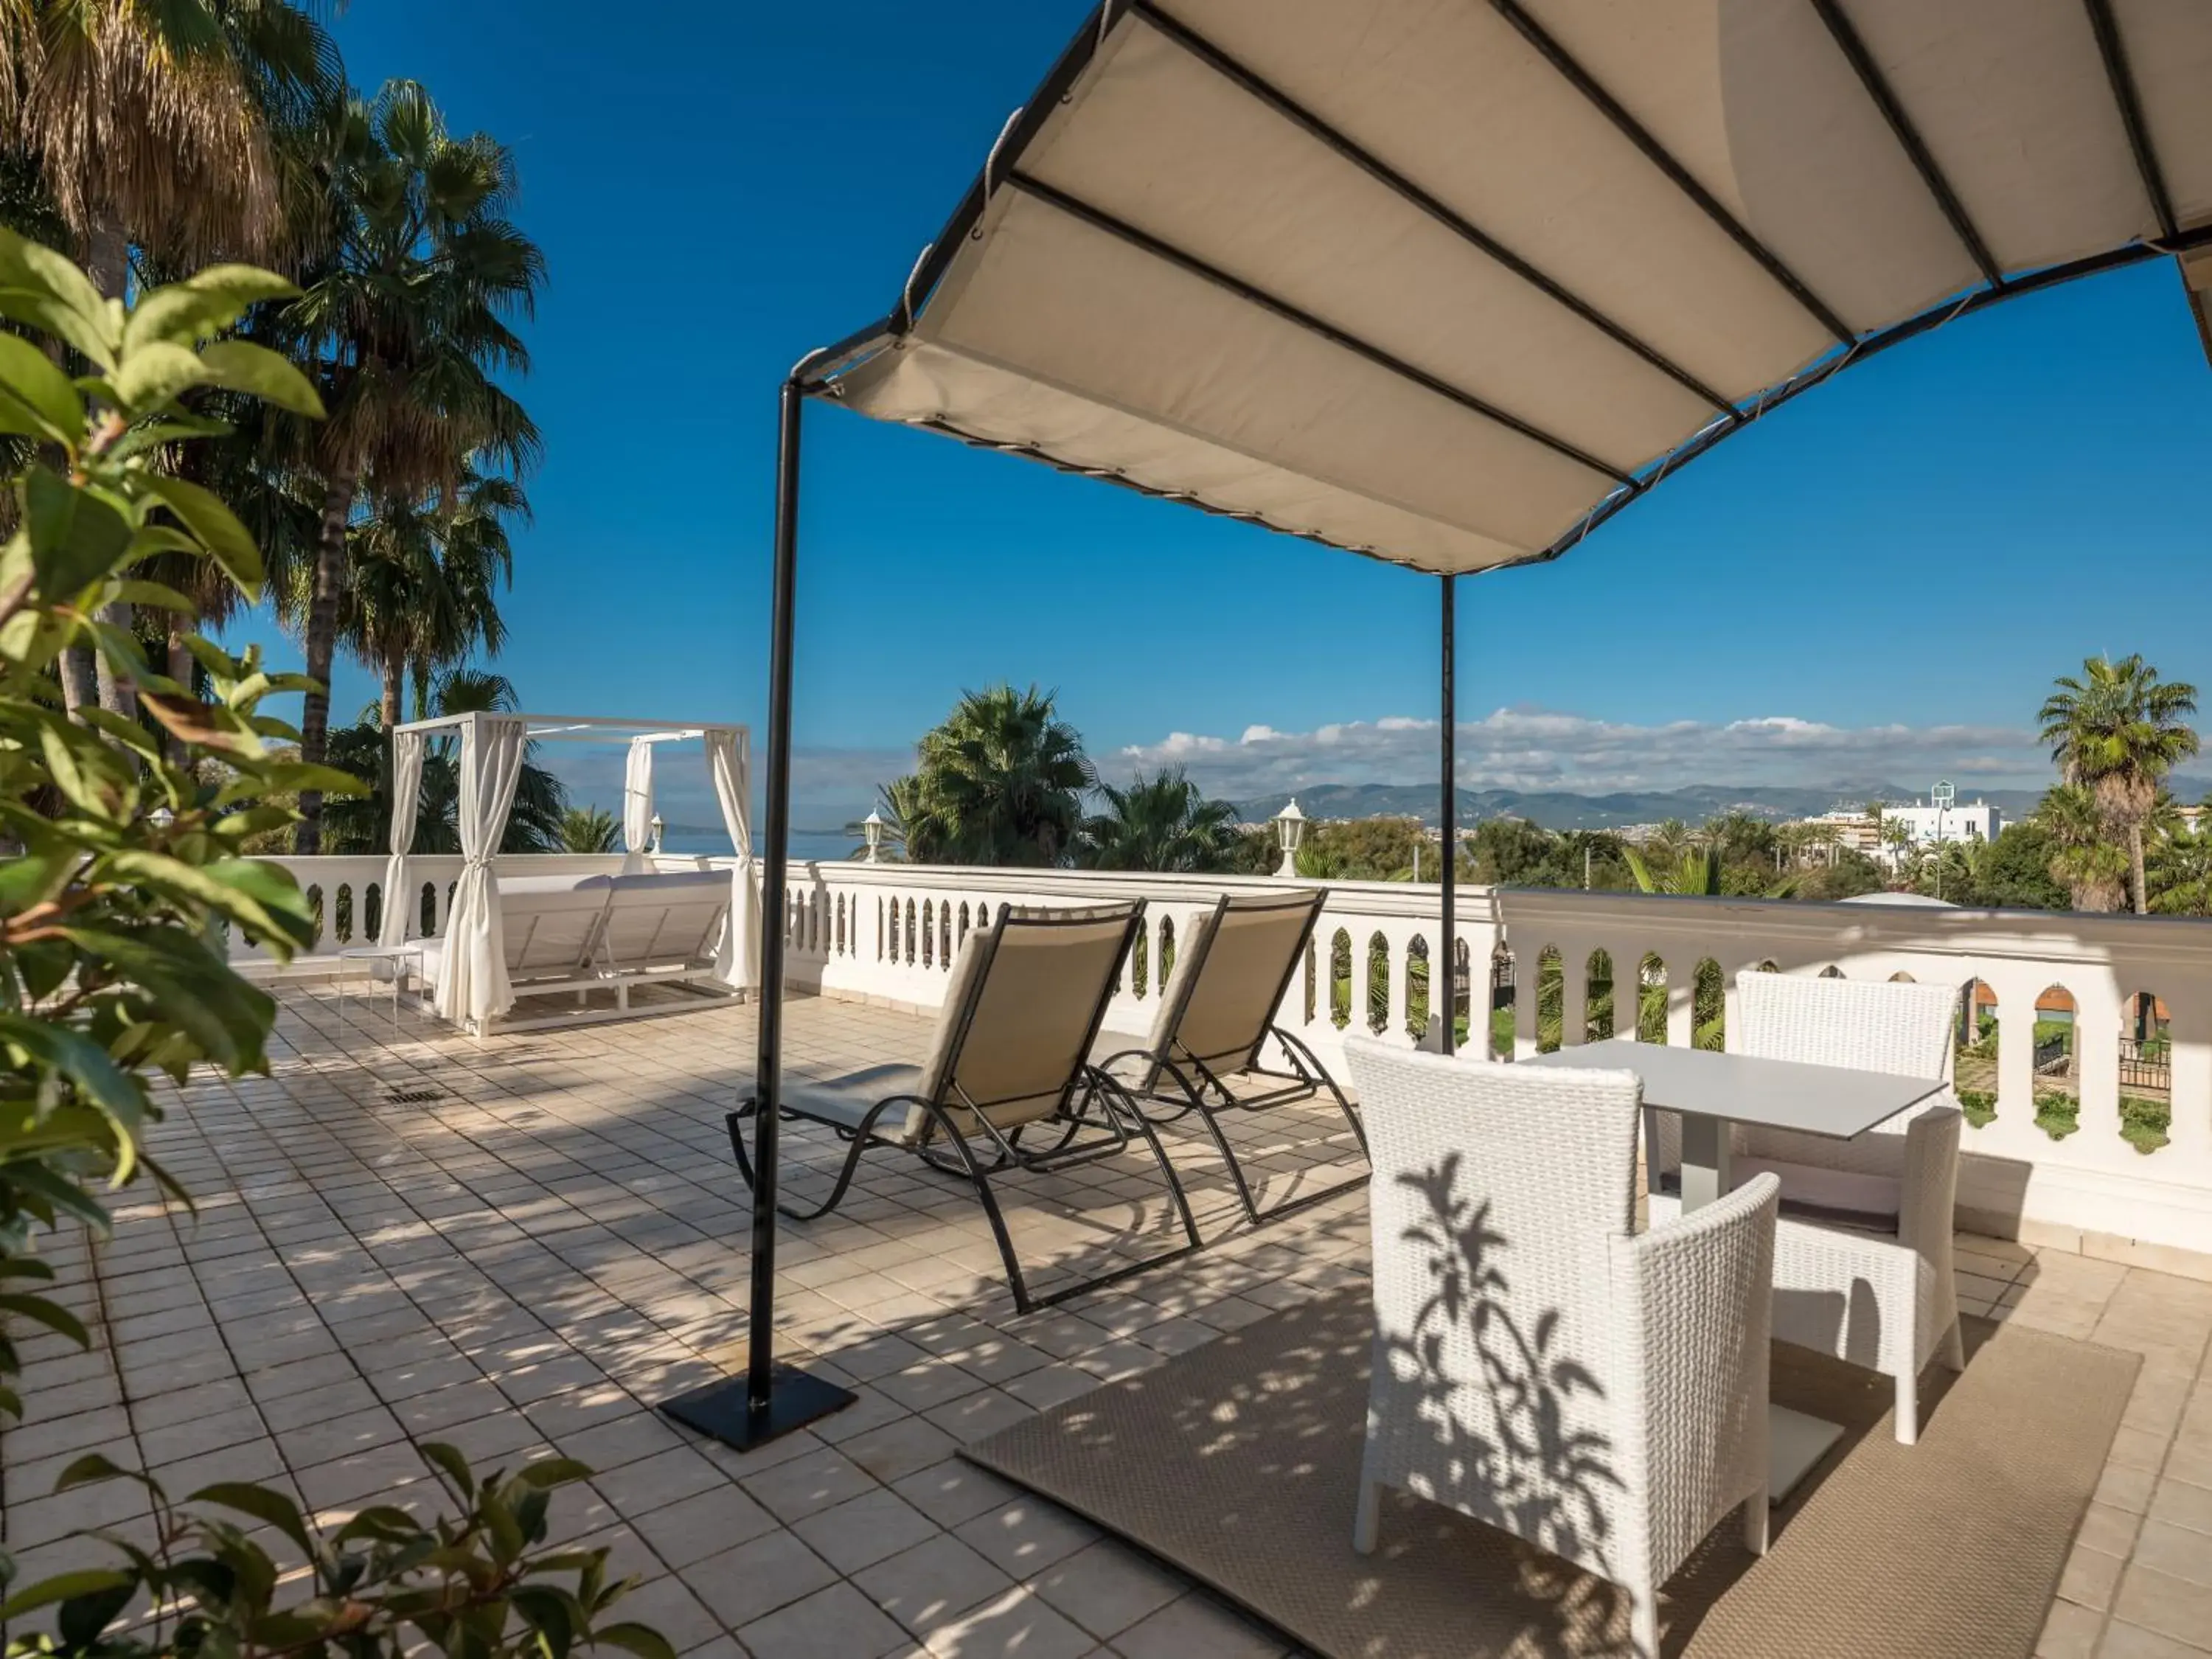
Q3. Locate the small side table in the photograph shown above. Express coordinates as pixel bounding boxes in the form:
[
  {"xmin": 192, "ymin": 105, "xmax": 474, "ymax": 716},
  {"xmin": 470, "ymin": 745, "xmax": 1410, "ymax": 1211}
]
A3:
[{"xmin": 335, "ymin": 942, "xmax": 425, "ymax": 1043}]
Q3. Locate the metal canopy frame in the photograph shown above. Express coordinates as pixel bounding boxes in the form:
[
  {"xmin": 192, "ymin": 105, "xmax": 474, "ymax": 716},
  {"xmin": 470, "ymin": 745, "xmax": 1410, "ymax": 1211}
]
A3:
[
  {"xmin": 389, "ymin": 711, "xmax": 736, "ymax": 742},
  {"xmin": 674, "ymin": 0, "xmax": 2212, "ymax": 1451}
]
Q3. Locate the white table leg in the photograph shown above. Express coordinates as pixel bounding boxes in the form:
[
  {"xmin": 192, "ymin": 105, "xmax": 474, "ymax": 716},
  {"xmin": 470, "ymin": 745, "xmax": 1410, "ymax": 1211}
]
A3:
[
  {"xmin": 1675, "ymin": 1113, "xmax": 1848, "ymax": 1502},
  {"xmin": 1678, "ymin": 1110, "xmax": 1732, "ymax": 1211}
]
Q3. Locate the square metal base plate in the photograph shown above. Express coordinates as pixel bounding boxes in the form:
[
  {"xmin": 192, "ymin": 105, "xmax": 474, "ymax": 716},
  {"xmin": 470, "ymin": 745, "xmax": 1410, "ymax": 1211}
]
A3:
[{"xmin": 659, "ymin": 1366, "xmax": 857, "ymax": 1452}]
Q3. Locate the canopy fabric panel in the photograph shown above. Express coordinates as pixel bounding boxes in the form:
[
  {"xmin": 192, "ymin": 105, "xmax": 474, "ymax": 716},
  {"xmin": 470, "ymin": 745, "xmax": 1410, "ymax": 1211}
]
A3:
[{"xmin": 823, "ymin": 0, "xmax": 2212, "ymax": 574}]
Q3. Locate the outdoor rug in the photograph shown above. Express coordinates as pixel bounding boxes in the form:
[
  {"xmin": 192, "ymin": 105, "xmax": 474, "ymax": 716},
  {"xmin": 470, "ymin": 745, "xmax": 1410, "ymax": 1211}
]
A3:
[{"xmin": 964, "ymin": 1290, "xmax": 2137, "ymax": 1658}]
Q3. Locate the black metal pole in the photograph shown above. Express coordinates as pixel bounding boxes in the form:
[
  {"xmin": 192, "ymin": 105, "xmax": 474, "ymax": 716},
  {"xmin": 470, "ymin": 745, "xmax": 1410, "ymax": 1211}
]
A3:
[
  {"xmin": 745, "ymin": 375, "xmax": 804, "ymax": 1413},
  {"xmin": 1439, "ymin": 573, "xmax": 1456, "ymax": 1056},
  {"xmin": 661, "ymin": 369, "xmax": 853, "ymax": 1450}
]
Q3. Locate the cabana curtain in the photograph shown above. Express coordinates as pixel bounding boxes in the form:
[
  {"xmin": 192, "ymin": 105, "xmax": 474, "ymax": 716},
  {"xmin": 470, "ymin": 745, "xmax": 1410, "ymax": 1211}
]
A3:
[
  {"xmin": 434, "ymin": 716, "xmax": 527, "ymax": 1028},
  {"xmin": 378, "ymin": 728, "xmax": 426, "ymax": 947},
  {"xmin": 622, "ymin": 737, "xmax": 655, "ymax": 873},
  {"xmin": 705, "ymin": 726, "xmax": 759, "ymax": 993}
]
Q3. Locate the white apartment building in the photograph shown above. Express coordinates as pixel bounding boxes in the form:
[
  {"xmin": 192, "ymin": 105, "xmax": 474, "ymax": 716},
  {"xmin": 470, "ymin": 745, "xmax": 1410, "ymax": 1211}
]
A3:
[
  {"xmin": 1795, "ymin": 795, "xmax": 2002, "ymax": 867},
  {"xmin": 1881, "ymin": 797, "xmax": 2002, "ymax": 849}
]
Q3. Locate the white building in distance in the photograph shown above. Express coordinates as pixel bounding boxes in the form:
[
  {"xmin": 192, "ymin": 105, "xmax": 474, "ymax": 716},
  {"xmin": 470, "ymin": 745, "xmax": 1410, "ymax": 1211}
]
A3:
[{"xmin": 1881, "ymin": 797, "xmax": 2002, "ymax": 849}]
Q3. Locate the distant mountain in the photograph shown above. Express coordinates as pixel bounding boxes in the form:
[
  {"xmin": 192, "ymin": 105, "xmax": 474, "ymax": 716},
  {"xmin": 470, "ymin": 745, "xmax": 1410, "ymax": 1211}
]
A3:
[{"xmin": 1228, "ymin": 777, "xmax": 2212, "ymax": 832}]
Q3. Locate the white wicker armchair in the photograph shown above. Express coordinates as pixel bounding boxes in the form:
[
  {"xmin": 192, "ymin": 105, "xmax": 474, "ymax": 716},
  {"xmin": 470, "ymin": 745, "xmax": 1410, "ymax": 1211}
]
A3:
[
  {"xmin": 1346, "ymin": 1038, "xmax": 1778, "ymax": 1659},
  {"xmin": 1654, "ymin": 970, "xmax": 1966, "ymax": 1444}
]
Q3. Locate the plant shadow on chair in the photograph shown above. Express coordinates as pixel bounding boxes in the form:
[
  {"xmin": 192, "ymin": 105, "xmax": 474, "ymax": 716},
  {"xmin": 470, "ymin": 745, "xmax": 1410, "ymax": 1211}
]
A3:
[
  {"xmin": 1373, "ymin": 1157, "xmax": 1627, "ymax": 1572},
  {"xmin": 1346, "ymin": 1034, "xmax": 1785, "ymax": 1657}
]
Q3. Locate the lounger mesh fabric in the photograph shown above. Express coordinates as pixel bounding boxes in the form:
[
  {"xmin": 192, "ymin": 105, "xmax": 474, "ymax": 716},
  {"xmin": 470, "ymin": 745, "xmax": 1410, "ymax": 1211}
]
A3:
[
  {"xmin": 1101, "ymin": 888, "xmax": 1362, "ymax": 1226},
  {"xmin": 785, "ymin": 902, "xmax": 1146, "ymax": 1145},
  {"xmin": 1160, "ymin": 892, "xmax": 1318, "ymax": 1070},
  {"xmin": 1345, "ymin": 1037, "xmax": 1778, "ymax": 1657},
  {"xmin": 822, "ymin": 0, "xmax": 2212, "ymax": 574},
  {"xmin": 740, "ymin": 900, "xmax": 1206, "ymax": 1314}
]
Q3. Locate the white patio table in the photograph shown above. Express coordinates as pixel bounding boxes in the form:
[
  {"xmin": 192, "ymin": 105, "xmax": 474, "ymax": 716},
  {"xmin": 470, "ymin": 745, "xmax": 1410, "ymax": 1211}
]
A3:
[{"xmin": 1523, "ymin": 1037, "xmax": 1947, "ymax": 1499}]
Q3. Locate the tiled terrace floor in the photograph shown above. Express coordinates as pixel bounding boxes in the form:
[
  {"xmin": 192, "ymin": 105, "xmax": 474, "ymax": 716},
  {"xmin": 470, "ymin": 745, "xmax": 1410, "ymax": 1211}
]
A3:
[{"xmin": 4, "ymin": 986, "xmax": 2210, "ymax": 1659}]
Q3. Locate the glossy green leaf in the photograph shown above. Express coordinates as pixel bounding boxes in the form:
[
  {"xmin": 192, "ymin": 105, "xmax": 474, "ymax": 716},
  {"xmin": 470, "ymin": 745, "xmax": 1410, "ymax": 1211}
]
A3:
[
  {"xmin": 110, "ymin": 340, "xmax": 207, "ymax": 412},
  {"xmin": 123, "ymin": 266, "xmax": 298, "ymax": 354},
  {"xmin": 24, "ymin": 466, "xmax": 131, "ymax": 597},
  {"xmin": 56, "ymin": 1571, "xmax": 137, "ymax": 1650},
  {"xmin": 420, "ymin": 1441, "xmax": 477, "ymax": 1501},
  {"xmin": 50, "ymin": 1453, "xmax": 148, "ymax": 1494},
  {"xmin": 142, "ymin": 473, "xmax": 263, "ymax": 591},
  {"xmin": 53, "ymin": 925, "xmax": 271, "ymax": 1071},
  {"xmin": 0, "ymin": 1016, "xmax": 145, "ymax": 1146},
  {"xmin": 0, "ymin": 229, "xmax": 114, "ymax": 359},
  {"xmin": 197, "ymin": 341, "xmax": 325, "ymax": 418},
  {"xmin": 592, "ymin": 1622, "xmax": 679, "ymax": 1659},
  {"xmin": 0, "ymin": 1568, "xmax": 135, "ymax": 1623},
  {"xmin": 512, "ymin": 1587, "xmax": 577, "ymax": 1659},
  {"xmin": 0, "ymin": 1293, "xmax": 88, "ymax": 1349},
  {"xmin": 514, "ymin": 1459, "xmax": 594, "ymax": 1492},
  {"xmin": 38, "ymin": 722, "xmax": 120, "ymax": 817},
  {"xmin": 0, "ymin": 332, "xmax": 84, "ymax": 442},
  {"xmin": 188, "ymin": 1482, "xmax": 313, "ymax": 1555}
]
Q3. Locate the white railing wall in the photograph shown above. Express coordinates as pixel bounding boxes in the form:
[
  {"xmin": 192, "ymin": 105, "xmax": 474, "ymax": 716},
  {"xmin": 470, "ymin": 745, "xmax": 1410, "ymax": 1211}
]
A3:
[
  {"xmin": 241, "ymin": 856, "xmax": 2212, "ymax": 1262},
  {"xmin": 769, "ymin": 862, "xmax": 1503, "ymax": 1079},
  {"xmin": 1490, "ymin": 888, "xmax": 2212, "ymax": 1264},
  {"xmin": 229, "ymin": 852, "xmax": 653, "ymax": 961}
]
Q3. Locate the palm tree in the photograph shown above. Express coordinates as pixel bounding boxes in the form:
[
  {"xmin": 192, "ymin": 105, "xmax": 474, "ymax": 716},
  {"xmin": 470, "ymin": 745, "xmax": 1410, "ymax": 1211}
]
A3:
[
  {"xmin": 1643, "ymin": 818, "xmax": 1695, "ymax": 869},
  {"xmin": 281, "ymin": 80, "xmax": 544, "ymax": 852},
  {"xmin": 1076, "ymin": 769, "xmax": 1243, "ymax": 873},
  {"xmin": 2149, "ymin": 804, "xmax": 2212, "ymax": 917},
  {"xmin": 2035, "ymin": 782, "xmax": 2128, "ymax": 912},
  {"xmin": 2039, "ymin": 654, "xmax": 2201, "ymax": 914},
  {"xmin": 337, "ymin": 465, "xmax": 524, "ymax": 726},
  {"xmin": 320, "ymin": 668, "xmax": 566, "ymax": 855},
  {"xmin": 887, "ymin": 684, "xmax": 1091, "ymax": 866},
  {"xmin": 560, "ymin": 804, "xmax": 619, "ymax": 855},
  {"xmin": 1623, "ymin": 844, "xmax": 1722, "ymax": 897},
  {"xmin": 1, "ymin": 0, "xmax": 340, "ymax": 715}
]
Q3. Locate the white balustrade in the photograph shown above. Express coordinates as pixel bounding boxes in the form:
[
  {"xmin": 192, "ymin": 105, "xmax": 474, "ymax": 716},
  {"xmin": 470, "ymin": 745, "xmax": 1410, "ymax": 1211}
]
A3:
[
  {"xmin": 1492, "ymin": 888, "xmax": 2212, "ymax": 1264},
  {"xmin": 237, "ymin": 855, "xmax": 2212, "ymax": 1264}
]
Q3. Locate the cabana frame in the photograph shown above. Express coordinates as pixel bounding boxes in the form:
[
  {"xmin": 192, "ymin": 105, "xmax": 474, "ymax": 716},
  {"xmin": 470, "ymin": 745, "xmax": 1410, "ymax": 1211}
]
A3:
[{"xmin": 383, "ymin": 710, "xmax": 758, "ymax": 1036}]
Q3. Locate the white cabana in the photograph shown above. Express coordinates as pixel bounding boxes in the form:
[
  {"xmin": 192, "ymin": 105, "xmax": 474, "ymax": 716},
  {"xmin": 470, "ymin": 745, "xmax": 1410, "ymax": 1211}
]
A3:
[{"xmin": 384, "ymin": 712, "xmax": 757, "ymax": 1030}]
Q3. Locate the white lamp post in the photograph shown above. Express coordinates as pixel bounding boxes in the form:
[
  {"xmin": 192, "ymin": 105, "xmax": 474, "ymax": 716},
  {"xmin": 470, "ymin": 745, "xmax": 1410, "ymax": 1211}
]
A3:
[
  {"xmin": 1273, "ymin": 798, "xmax": 1307, "ymax": 878},
  {"xmin": 648, "ymin": 813, "xmax": 664, "ymax": 855},
  {"xmin": 861, "ymin": 807, "xmax": 886, "ymax": 864}
]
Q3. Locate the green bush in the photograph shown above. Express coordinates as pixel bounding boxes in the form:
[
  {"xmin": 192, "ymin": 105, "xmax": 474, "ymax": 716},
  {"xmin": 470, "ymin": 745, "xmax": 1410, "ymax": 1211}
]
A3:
[
  {"xmin": 2120, "ymin": 1094, "xmax": 2171, "ymax": 1154},
  {"xmin": 2033, "ymin": 1091, "xmax": 2079, "ymax": 1140},
  {"xmin": 1955, "ymin": 1088, "xmax": 1997, "ymax": 1128},
  {"xmin": 0, "ymin": 230, "xmax": 670, "ymax": 1659}
]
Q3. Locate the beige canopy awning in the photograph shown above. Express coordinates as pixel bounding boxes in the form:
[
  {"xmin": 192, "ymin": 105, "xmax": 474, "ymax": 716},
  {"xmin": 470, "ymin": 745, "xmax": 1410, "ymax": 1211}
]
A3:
[{"xmin": 810, "ymin": 0, "xmax": 2212, "ymax": 575}]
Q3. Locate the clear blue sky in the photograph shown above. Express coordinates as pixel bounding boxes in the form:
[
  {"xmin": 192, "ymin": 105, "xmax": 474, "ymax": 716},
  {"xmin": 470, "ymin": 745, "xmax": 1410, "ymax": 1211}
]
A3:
[{"xmin": 294, "ymin": 0, "xmax": 2212, "ymax": 817}]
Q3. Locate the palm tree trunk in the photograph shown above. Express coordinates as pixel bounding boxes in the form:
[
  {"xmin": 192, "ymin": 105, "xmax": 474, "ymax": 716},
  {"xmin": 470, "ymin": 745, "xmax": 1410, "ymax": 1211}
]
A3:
[
  {"xmin": 166, "ymin": 628, "xmax": 195, "ymax": 764},
  {"xmin": 86, "ymin": 216, "xmax": 137, "ymax": 723},
  {"xmin": 59, "ymin": 648, "xmax": 97, "ymax": 715},
  {"xmin": 295, "ymin": 465, "xmax": 358, "ymax": 855},
  {"xmin": 380, "ymin": 655, "xmax": 404, "ymax": 729},
  {"xmin": 2132, "ymin": 821, "xmax": 2149, "ymax": 916}
]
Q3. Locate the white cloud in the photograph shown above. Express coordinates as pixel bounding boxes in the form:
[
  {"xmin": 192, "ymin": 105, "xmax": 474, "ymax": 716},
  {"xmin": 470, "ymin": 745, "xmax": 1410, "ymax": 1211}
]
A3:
[{"xmin": 1113, "ymin": 705, "xmax": 2047, "ymax": 799}]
